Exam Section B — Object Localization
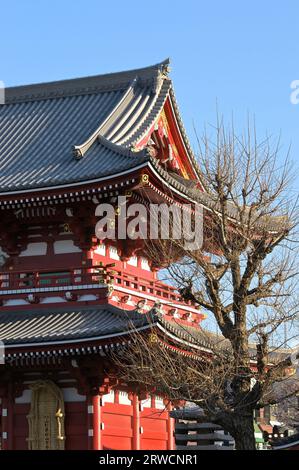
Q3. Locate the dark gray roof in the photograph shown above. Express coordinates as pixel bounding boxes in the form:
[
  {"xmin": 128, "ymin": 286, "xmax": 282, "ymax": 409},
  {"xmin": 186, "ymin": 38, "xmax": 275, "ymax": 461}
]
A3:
[
  {"xmin": 159, "ymin": 317, "xmax": 292, "ymax": 362},
  {"xmin": 0, "ymin": 304, "xmax": 152, "ymax": 346},
  {"xmin": 0, "ymin": 303, "xmax": 291, "ymax": 362},
  {"xmin": 0, "ymin": 302, "xmax": 212, "ymax": 352},
  {"xmin": 271, "ymin": 432, "xmax": 299, "ymax": 449},
  {"xmin": 171, "ymin": 406, "xmax": 206, "ymax": 420},
  {"xmin": 0, "ymin": 60, "xmax": 172, "ymax": 193},
  {"xmin": 0, "ymin": 61, "xmax": 283, "ymax": 233}
]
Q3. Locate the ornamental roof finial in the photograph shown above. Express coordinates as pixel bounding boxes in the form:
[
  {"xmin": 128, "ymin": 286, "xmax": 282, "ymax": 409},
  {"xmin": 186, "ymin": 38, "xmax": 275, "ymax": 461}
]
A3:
[{"xmin": 159, "ymin": 58, "xmax": 171, "ymax": 77}]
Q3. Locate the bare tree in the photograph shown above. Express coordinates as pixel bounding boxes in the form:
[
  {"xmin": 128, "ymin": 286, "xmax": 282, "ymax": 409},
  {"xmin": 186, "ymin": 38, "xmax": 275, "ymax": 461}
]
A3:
[{"xmin": 113, "ymin": 118, "xmax": 299, "ymax": 450}]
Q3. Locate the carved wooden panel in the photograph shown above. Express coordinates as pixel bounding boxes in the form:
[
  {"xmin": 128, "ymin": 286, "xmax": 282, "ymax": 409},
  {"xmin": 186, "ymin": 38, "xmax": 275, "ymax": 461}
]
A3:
[{"xmin": 27, "ymin": 380, "xmax": 65, "ymax": 450}]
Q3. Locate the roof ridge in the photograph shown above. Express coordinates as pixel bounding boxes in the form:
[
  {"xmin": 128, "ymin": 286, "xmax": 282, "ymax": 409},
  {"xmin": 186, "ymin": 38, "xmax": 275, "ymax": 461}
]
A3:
[
  {"xmin": 97, "ymin": 134, "xmax": 151, "ymax": 160},
  {"xmin": 119, "ymin": 79, "xmax": 171, "ymax": 148},
  {"xmin": 73, "ymin": 77, "xmax": 139, "ymax": 159},
  {"xmin": 4, "ymin": 59, "xmax": 171, "ymax": 104}
]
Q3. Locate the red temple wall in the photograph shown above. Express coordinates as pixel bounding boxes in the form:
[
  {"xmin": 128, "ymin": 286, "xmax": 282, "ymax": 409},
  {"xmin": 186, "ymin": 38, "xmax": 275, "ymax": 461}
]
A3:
[
  {"xmin": 3, "ymin": 238, "xmax": 155, "ymax": 281},
  {"xmin": 4, "ymin": 389, "xmax": 173, "ymax": 450},
  {"xmin": 101, "ymin": 403, "xmax": 170, "ymax": 450},
  {"xmin": 140, "ymin": 409, "xmax": 168, "ymax": 450},
  {"xmin": 102, "ymin": 403, "xmax": 133, "ymax": 450}
]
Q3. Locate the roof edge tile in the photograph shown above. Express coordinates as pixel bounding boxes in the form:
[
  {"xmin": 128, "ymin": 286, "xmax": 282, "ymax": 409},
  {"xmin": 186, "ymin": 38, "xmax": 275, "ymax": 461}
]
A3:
[{"xmin": 4, "ymin": 59, "xmax": 171, "ymax": 104}]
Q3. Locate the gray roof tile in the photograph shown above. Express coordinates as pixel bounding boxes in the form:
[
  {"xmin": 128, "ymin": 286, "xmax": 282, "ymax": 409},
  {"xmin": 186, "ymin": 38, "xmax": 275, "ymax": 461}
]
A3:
[
  {"xmin": 0, "ymin": 305, "xmax": 152, "ymax": 345},
  {"xmin": 0, "ymin": 61, "xmax": 170, "ymax": 192},
  {"xmin": 0, "ymin": 302, "xmax": 213, "ymax": 352}
]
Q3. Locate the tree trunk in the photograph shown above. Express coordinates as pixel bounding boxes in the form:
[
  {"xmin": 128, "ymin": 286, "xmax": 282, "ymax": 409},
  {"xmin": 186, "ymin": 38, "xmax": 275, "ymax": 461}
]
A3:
[{"xmin": 229, "ymin": 414, "xmax": 256, "ymax": 450}]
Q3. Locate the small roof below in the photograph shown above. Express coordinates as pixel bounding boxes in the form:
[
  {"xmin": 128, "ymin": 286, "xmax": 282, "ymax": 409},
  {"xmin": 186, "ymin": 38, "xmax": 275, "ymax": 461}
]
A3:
[
  {"xmin": 271, "ymin": 432, "xmax": 299, "ymax": 450},
  {"xmin": 0, "ymin": 304, "xmax": 152, "ymax": 346},
  {"xmin": 0, "ymin": 303, "xmax": 213, "ymax": 354}
]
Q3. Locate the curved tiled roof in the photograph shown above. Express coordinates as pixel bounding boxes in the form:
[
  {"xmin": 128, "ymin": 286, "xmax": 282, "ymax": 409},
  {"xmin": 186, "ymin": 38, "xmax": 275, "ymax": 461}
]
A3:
[
  {"xmin": 0, "ymin": 305, "xmax": 152, "ymax": 346},
  {"xmin": 4, "ymin": 60, "xmax": 170, "ymax": 104},
  {"xmin": 0, "ymin": 303, "xmax": 292, "ymax": 363},
  {"xmin": 0, "ymin": 60, "xmax": 176, "ymax": 193},
  {"xmin": 0, "ymin": 303, "xmax": 212, "ymax": 353},
  {"xmin": 271, "ymin": 432, "xmax": 299, "ymax": 449},
  {"xmin": 0, "ymin": 61, "xmax": 283, "ymax": 232}
]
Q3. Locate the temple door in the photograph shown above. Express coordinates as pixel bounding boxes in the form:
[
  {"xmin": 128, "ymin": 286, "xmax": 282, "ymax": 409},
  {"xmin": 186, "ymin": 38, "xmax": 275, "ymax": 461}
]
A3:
[{"xmin": 27, "ymin": 380, "xmax": 65, "ymax": 450}]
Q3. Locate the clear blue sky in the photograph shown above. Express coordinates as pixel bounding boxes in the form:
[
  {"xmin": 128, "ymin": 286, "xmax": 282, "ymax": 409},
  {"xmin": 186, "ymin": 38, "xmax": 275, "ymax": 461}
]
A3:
[{"xmin": 1, "ymin": 0, "xmax": 299, "ymax": 170}]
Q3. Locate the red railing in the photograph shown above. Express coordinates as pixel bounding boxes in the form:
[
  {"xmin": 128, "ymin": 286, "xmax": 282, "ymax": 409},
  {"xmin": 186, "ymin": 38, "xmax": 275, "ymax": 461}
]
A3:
[
  {"xmin": 111, "ymin": 270, "xmax": 182, "ymax": 303},
  {"xmin": 0, "ymin": 266, "xmax": 189, "ymax": 305},
  {"xmin": 0, "ymin": 266, "xmax": 104, "ymax": 290}
]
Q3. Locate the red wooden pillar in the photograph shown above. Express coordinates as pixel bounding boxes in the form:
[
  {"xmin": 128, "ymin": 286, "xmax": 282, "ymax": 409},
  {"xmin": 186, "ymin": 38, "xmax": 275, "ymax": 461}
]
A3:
[
  {"xmin": 7, "ymin": 393, "xmax": 14, "ymax": 450},
  {"xmin": 87, "ymin": 396, "xmax": 94, "ymax": 450},
  {"xmin": 1, "ymin": 389, "xmax": 13, "ymax": 451},
  {"xmin": 82, "ymin": 245, "xmax": 94, "ymax": 283},
  {"xmin": 150, "ymin": 395, "xmax": 155, "ymax": 408},
  {"xmin": 166, "ymin": 401, "xmax": 175, "ymax": 450},
  {"xmin": 92, "ymin": 394, "xmax": 102, "ymax": 450},
  {"xmin": 86, "ymin": 247, "xmax": 94, "ymax": 268},
  {"xmin": 1, "ymin": 396, "xmax": 8, "ymax": 450},
  {"xmin": 132, "ymin": 393, "xmax": 140, "ymax": 450}
]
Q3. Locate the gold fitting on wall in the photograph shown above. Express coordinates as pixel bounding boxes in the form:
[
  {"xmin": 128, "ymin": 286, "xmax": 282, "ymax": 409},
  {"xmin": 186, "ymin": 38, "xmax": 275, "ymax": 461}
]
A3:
[
  {"xmin": 63, "ymin": 223, "xmax": 71, "ymax": 233},
  {"xmin": 149, "ymin": 333, "xmax": 158, "ymax": 344},
  {"xmin": 140, "ymin": 174, "xmax": 149, "ymax": 184}
]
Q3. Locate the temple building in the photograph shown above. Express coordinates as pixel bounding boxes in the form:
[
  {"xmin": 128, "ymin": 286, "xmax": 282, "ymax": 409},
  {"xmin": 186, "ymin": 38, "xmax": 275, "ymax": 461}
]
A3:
[
  {"xmin": 0, "ymin": 59, "xmax": 214, "ymax": 450},
  {"xmin": 1, "ymin": 58, "xmax": 293, "ymax": 451}
]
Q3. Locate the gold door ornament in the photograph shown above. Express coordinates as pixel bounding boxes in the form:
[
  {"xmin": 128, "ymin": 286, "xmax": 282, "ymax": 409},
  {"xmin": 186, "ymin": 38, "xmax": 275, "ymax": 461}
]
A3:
[{"xmin": 27, "ymin": 380, "xmax": 65, "ymax": 450}]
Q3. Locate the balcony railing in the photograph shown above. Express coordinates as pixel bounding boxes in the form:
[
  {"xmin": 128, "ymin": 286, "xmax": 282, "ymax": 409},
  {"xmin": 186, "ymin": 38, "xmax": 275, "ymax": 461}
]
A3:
[
  {"xmin": 106, "ymin": 268, "xmax": 194, "ymax": 306},
  {"xmin": 111, "ymin": 270, "xmax": 189, "ymax": 305},
  {"xmin": 0, "ymin": 265, "xmax": 191, "ymax": 306},
  {"xmin": 0, "ymin": 267, "xmax": 103, "ymax": 290}
]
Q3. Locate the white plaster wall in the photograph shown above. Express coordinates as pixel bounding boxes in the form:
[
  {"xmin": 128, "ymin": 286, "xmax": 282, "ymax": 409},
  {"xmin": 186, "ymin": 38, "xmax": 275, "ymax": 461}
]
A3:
[
  {"xmin": 119, "ymin": 391, "xmax": 131, "ymax": 405},
  {"xmin": 127, "ymin": 256, "xmax": 138, "ymax": 267},
  {"xmin": 19, "ymin": 242, "xmax": 47, "ymax": 257},
  {"xmin": 15, "ymin": 387, "xmax": 86, "ymax": 404},
  {"xmin": 102, "ymin": 390, "xmax": 114, "ymax": 404},
  {"xmin": 109, "ymin": 246, "xmax": 119, "ymax": 260},
  {"xmin": 54, "ymin": 240, "xmax": 82, "ymax": 254},
  {"xmin": 94, "ymin": 244, "xmax": 106, "ymax": 256}
]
